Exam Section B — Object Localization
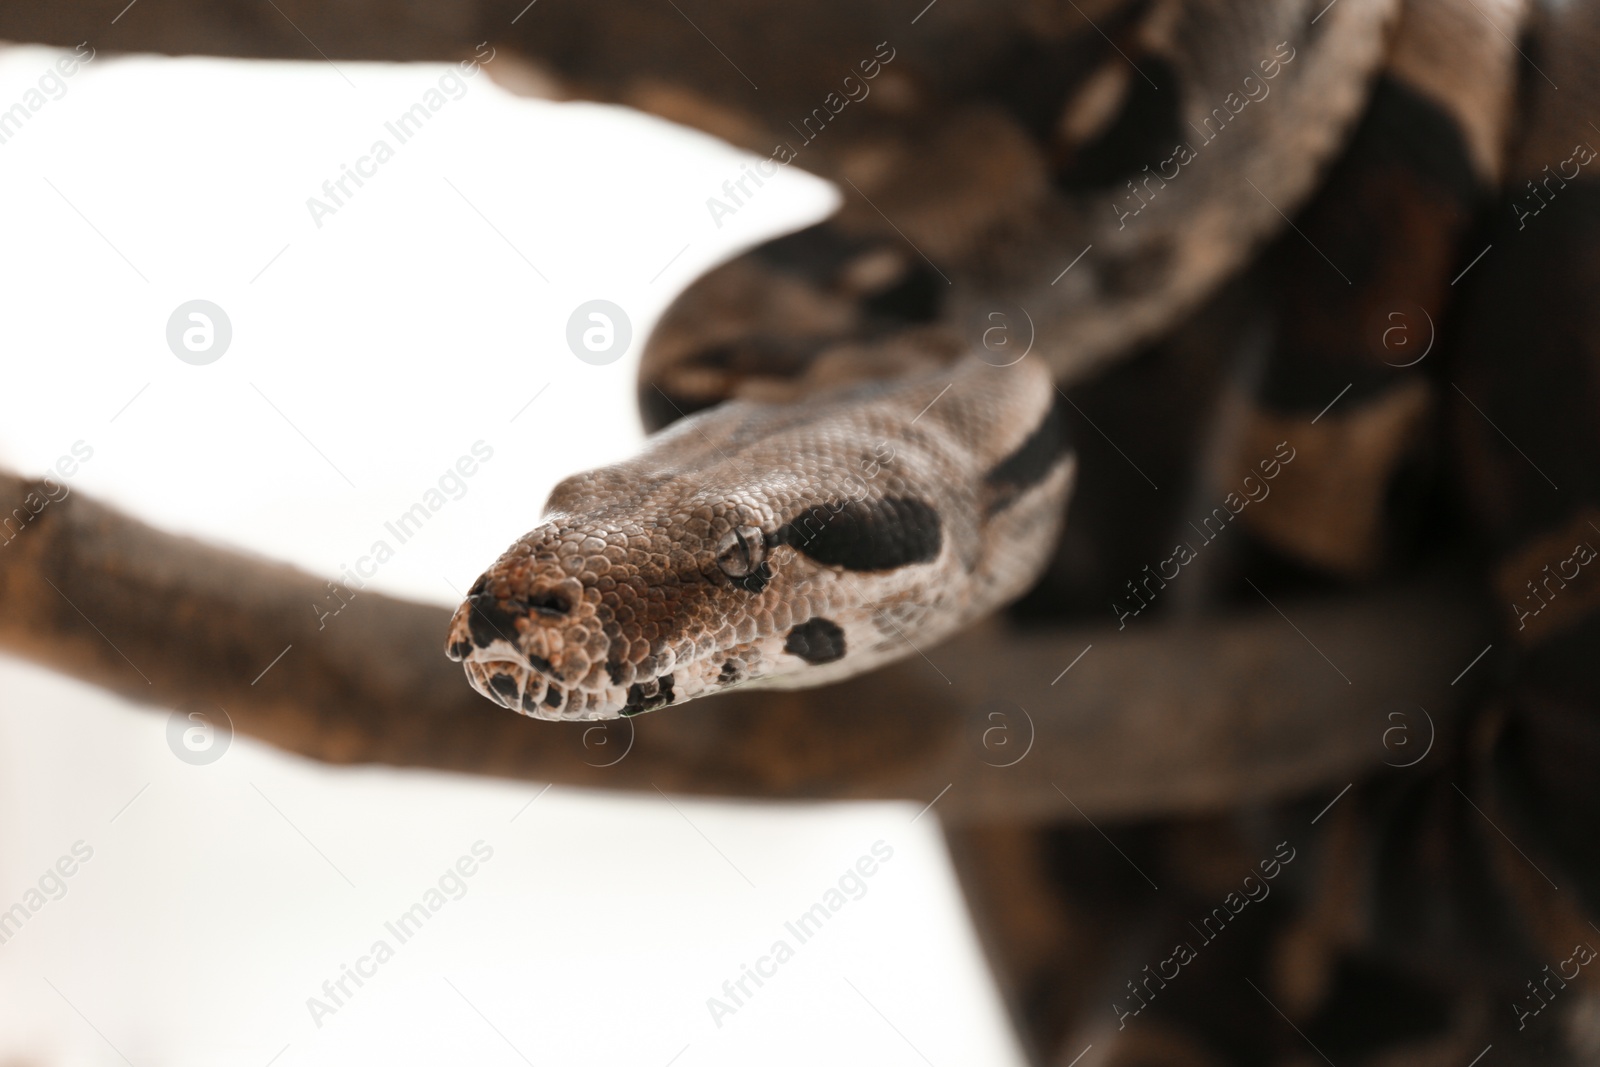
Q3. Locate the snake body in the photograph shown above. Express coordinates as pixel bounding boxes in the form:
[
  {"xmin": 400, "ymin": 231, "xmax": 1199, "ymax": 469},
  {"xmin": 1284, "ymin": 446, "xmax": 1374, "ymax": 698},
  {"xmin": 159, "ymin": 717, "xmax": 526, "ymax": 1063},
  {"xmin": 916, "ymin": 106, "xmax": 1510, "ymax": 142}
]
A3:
[
  {"xmin": 445, "ymin": 0, "xmax": 1411, "ymax": 720},
  {"xmin": 436, "ymin": 2, "xmax": 1600, "ymax": 1061},
  {"xmin": 0, "ymin": 0, "xmax": 1595, "ymax": 1062},
  {"xmin": 447, "ymin": 357, "xmax": 1071, "ymax": 719}
]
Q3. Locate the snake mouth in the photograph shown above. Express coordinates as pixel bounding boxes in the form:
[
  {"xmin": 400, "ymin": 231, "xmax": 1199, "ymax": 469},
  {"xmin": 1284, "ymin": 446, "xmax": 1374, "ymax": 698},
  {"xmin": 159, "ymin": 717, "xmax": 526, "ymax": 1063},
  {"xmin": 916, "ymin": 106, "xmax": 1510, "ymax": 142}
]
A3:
[
  {"xmin": 457, "ymin": 648, "xmax": 680, "ymax": 721},
  {"xmin": 461, "ymin": 656, "xmax": 572, "ymax": 717}
]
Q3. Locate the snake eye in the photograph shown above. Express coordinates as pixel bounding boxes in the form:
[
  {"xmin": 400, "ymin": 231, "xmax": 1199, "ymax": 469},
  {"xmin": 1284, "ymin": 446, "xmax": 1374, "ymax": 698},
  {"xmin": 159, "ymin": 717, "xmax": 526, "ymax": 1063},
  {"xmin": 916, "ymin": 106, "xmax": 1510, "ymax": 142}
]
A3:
[{"xmin": 716, "ymin": 525, "xmax": 766, "ymax": 579}]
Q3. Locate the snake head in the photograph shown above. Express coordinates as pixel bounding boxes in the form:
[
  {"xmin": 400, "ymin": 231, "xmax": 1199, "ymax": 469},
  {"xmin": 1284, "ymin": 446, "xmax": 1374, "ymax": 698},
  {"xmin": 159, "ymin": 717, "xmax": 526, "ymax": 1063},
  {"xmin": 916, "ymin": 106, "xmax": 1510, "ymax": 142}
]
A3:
[{"xmin": 446, "ymin": 358, "xmax": 1073, "ymax": 720}]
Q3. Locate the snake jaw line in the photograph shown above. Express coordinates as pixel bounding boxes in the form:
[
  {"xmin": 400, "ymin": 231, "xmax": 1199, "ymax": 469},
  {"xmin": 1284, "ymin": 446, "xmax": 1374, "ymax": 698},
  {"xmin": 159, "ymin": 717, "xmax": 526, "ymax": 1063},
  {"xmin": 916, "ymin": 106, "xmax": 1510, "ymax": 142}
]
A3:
[{"xmin": 447, "ymin": 358, "xmax": 1072, "ymax": 720}]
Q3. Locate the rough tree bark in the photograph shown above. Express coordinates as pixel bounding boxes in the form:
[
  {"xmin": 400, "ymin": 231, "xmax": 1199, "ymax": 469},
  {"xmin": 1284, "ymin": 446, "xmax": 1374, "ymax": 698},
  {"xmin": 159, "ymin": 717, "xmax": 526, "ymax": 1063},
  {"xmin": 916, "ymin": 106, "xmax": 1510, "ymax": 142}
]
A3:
[{"xmin": 0, "ymin": 471, "xmax": 1491, "ymax": 822}]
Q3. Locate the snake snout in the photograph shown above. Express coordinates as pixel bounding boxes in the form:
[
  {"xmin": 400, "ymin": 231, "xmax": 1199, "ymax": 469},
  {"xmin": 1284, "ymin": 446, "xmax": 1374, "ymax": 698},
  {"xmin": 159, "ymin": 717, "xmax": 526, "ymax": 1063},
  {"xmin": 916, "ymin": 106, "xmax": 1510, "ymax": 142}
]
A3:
[{"xmin": 445, "ymin": 561, "xmax": 618, "ymax": 718}]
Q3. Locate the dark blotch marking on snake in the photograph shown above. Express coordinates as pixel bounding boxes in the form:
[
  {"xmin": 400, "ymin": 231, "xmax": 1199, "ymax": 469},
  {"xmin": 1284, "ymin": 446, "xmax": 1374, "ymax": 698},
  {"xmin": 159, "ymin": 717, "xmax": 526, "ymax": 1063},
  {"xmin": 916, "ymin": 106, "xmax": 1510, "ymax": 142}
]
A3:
[
  {"xmin": 718, "ymin": 660, "xmax": 741, "ymax": 684},
  {"xmin": 1259, "ymin": 78, "xmax": 1482, "ymax": 414},
  {"xmin": 542, "ymin": 686, "xmax": 563, "ymax": 709},
  {"xmin": 861, "ymin": 259, "xmax": 944, "ymax": 324},
  {"xmin": 466, "ymin": 592, "xmax": 521, "ymax": 648},
  {"xmin": 524, "ymin": 651, "xmax": 563, "ymax": 682},
  {"xmin": 622, "ymin": 672, "xmax": 676, "ymax": 716},
  {"xmin": 1052, "ymin": 55, "xmax": 1183, "ymax": 194},
  {"xmin": 752, "ymin": 221, "xmax": 869, "ymax": 277},
  {"xmin": 984, "ymin": 390, "xmax": 1074, "ymax": 514},
  {"xmin": 464, "ymin": 596, "xmax": 565, "ymax": 681},
  {"xmin": 785, "ymin": 618, "xmax": 847, "ymax": 665},
  {"xmin": 447, "ymin": 639, "xmax": 474, "ymax": 662},
  {"xmin": 772, "ymin": 497, "xmax": 941, "ymax": 571},
  {"xmin": 752, "ymin": 222, "xmax": 943, "ymax": 324},
  {"xmin": 606, "ymin": 660, "xmax": 627, "ymax": 686},
  {"xmin": 489, "ymin": 673, "xmax": 519, "ymax": 704}
]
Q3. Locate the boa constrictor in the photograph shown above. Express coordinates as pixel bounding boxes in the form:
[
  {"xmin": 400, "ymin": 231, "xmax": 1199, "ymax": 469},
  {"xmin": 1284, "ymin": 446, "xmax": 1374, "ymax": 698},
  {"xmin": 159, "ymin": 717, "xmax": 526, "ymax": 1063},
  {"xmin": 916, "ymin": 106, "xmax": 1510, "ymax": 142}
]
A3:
[
  {"xmin": 446, "ymin": 356, "xmax": 1072, "ymax": 718},
  {"xmin": 444, "ymin": 0, "xmax": 1404, "ymax": 719},
  {"xmin": 0, "ymin": 0, "xmax": 1595, "ymax": 1062},
  {"xmin": 438, "ymin": 0, "xmax": 1600, "ymax": 1061}
]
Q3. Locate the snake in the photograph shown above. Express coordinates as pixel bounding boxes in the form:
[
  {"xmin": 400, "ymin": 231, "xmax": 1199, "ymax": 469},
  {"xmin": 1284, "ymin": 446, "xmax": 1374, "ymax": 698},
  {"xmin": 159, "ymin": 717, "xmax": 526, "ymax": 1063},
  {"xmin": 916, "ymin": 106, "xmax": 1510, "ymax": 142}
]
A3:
[
  {"xmin": 446, "ymin": 356, "xmax": 1072, "ymax": 719},
  {"xmin": 435, "ymin": 2, "xmax": 1600, "ymax": 1058},
  {"xmin": 441, "ymin": 0, "xmax": 1598, "ymax": 737},
  {"xmin": 0, "ymin": 0, "xmax": 1585, "ymax": 1060},
  {"xmin": 442, "ymin": 0, "xmax": 1407, "ymax": 720}
]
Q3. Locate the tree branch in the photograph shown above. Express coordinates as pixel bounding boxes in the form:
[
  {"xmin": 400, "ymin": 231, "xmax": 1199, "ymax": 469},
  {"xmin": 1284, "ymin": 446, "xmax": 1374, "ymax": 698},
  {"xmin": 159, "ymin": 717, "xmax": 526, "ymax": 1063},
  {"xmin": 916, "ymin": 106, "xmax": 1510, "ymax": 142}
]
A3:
[
  {"xmin": 0, "ymin": 470, "xmax": 1491, "ymax": 822},
  {"xmin": 0, "ymin": 1, "xmax": 484, "ymax": 62}
]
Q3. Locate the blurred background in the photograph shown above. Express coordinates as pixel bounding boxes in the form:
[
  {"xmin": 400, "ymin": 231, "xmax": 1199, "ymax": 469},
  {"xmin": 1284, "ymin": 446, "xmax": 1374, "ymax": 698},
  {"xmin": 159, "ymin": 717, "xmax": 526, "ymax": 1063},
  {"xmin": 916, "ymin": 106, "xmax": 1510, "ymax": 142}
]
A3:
[{"xmin": 0, "ymin": 46, "xmax": 1025, "ymax": 1065}]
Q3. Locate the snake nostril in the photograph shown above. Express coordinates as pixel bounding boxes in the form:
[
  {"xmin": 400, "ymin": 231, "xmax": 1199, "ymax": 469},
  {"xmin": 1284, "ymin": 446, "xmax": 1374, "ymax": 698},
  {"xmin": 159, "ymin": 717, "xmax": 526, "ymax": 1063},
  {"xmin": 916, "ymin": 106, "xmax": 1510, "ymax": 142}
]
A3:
[{"xmin": 527, "ymin": 590, "xmax": 572, "ymax": 617}]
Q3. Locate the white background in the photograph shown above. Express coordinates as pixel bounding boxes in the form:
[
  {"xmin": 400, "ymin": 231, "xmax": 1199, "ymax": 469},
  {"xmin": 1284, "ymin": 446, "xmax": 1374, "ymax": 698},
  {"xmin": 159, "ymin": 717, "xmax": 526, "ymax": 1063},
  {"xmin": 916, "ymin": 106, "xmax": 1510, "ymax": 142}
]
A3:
[{"xmin": 0, "ymin": 46, "xmax": 1025, "ymax": 1066}]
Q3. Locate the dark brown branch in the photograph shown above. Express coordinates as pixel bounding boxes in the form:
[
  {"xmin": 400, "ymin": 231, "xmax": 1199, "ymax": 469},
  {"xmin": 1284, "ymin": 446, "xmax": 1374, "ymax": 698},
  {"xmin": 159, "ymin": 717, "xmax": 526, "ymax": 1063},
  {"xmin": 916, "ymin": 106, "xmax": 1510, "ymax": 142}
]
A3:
[
  {"xmin": 0, "ymin": 471, "xmax": 1491, "ymax": 822},
  {"xmin": 0, "ymin": 2, "xmax": 485, "ymax": 63}
]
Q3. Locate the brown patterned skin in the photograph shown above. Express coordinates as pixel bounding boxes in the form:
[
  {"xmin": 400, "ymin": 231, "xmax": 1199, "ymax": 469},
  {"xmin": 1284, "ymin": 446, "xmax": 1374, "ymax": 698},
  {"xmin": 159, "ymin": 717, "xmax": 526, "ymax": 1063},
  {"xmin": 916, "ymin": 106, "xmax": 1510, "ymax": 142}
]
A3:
[
  {"xmin": 446, "ymin": 357, "xmax": 1072, "ymax": 718},
  {"xmin": 440, "ymin": 0, "xmax": 1600, "ymax": 1061},
  {"xmin": 450, "ymin": 0, "xmax": 1600, "ymax": 1062}
]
